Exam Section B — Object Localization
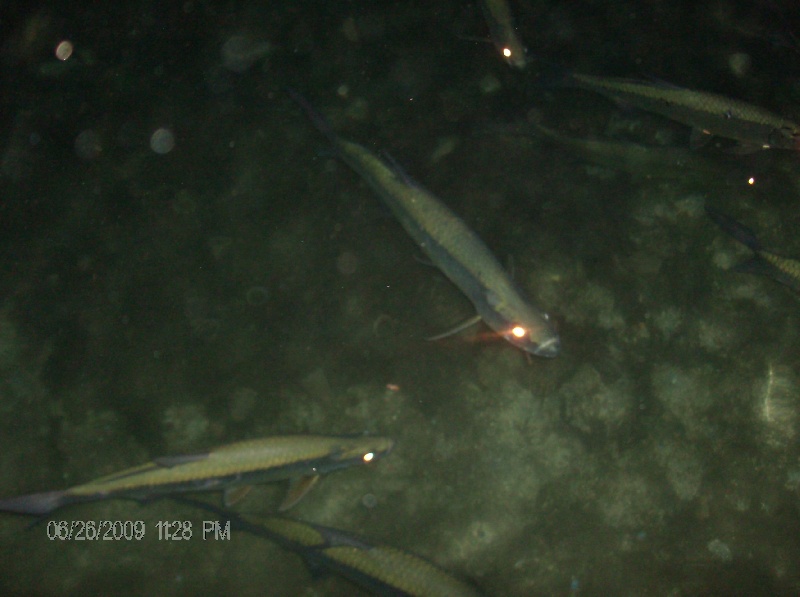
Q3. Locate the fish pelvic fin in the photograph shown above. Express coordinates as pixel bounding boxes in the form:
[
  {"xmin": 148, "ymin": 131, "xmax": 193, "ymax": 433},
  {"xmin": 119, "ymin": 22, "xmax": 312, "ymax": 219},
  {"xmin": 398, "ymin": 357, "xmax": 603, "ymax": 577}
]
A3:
[
  {"xmin": 279, "ymin": 474, "xmax": 320, "ymax": 512},
  {"xmin": 426, "ymin": 313, "xmax": 483, "ymax": 342},
  {"xmin": 223, "ymin": 485, "xmax": 253, "ymax": 507}
]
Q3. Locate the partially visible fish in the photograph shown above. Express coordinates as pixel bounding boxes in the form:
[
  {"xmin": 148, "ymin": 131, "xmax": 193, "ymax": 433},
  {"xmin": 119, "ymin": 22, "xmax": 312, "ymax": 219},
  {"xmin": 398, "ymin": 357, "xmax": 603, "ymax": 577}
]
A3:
[
  {"xmin": 180, "ymin": 497, "xmax": 488, "ymax": 597},
  {"xmin": 488, "ymin": 120, "xmax": 722, "ymax": 181},
  {"xmin": 706, "ymin": 205, "xmax": 800, "ymax": 292},
  {"xmin": 480, "ymin": 0, "xmax": 528, "ymax": 69},
  {"xmin": 560, "ymin": 71, "xmax": 800, "ymax": 151},
  {"xmin": 0, "ymin": 435, "xmax": 394, "ymax": 516}
]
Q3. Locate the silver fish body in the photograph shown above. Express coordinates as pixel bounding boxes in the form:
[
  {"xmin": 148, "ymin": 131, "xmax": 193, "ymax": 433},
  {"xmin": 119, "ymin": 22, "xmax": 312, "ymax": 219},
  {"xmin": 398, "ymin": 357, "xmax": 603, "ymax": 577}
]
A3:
[
  {"xmin": 568, "ymin": 73, "xmax": 800, "ymax": 150},
  {"xmin": 183, "ymin": 498, "xmax": 488, "ymax": 597},
  {"xmin": 0, "ymin": 435, "xmax": 394, "ymax": 515},
  {"xmin": 331, "ymin": 135, "xmax": 559, "ymax": 357}
]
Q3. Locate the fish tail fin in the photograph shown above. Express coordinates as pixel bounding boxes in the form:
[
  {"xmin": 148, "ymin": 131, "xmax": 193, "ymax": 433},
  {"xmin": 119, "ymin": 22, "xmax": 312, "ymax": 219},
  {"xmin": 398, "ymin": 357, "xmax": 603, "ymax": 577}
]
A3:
[
  {"xmin": 705, "ymin": 205, "xmax": 763, "ymax": 252},
  {"xmin": 733, "ymin": 255, "xmax": 800, "ymax": 293},
  {"xmin": 704, "ymin": 205, "xmax": 800, "ymax": 290},
  {"xmin": 0, "ymin": 490, "xmax": 69, "ymax": 516},
  {"xmin": 286, "ymin": 87, "xmax": 337, "ymax": 144}
]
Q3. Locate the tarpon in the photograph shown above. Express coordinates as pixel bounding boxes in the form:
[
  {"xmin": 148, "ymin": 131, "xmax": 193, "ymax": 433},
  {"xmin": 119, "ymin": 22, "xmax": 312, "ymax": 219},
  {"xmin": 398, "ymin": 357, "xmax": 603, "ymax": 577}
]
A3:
[
  {"xmin": 181, "ymin": 497, "xmax": 488, "ymax": 597},
  {"xmin": 562, "ymin": 71, "xmax": 800, "ymax": 151},
  {"xmin": 706, "ymin": 205, "xmax": 800, "ymax": 292},
  {"xmin": 0, "ymin": 435, "xmax": 394, "ymax": 516},
  {"xmin": 288, "ymin": 89, "xmax": 559, "ymax": 357}
]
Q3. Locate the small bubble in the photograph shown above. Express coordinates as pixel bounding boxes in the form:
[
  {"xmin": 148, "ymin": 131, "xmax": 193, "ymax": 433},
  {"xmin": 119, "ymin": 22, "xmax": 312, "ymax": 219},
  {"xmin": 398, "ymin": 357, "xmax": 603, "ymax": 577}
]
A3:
[
  {"xmin": 245, "ymin": 286, "xmax": 270, "ymax": 306},
  {"xmin": 361, "ymin": 493, "xmax": 378, "ymax": 509},
  {"xmin": 74, "ymin": 129, "xmax": 103, "ymax": 160},
  {"xmin": 229, "ymin": 387, "xmax": 258, "ymax": 422},
  {"xmin": 707, "ymin": 538, "xmax": 732, "ymax": 562},
  {"xmin": 55, "ymin": 40, "xmax": 73, "ymax": 61},
  {"xmin": 221, "ymin": 35, "xmax": 270, "ymax": 73},
  {"xmin": 728, "ymin": 52, "xmax": 751, "ymax": 78},
  {"xmin": 171, "ymin": 190, "xmax": 197, "ymax": 215},
  {"xmin": 336, "ymin": 250, "xmax": 359, "ymax": 275},
  {"xmin": 150, "ymin": 128, "xmax": 175, "ymax": 154}
]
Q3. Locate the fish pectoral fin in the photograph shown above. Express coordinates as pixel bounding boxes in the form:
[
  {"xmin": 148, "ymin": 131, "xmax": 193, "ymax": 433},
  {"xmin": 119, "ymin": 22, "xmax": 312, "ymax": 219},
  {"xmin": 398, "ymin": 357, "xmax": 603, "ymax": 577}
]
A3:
[
  {"xmin": 279, "ymin": 475, "xmax": 320, "ymax": 512},
  {"xmin": 425, "ymin": 313, "xmax": 483, "ymax": 341},
  {"xmin": 152, "ymin": 453, "xmax": 210, "ymax": 468},
  {"xmin": 223, "ymin": 486, "xmax": 252, "ymax": 507}
]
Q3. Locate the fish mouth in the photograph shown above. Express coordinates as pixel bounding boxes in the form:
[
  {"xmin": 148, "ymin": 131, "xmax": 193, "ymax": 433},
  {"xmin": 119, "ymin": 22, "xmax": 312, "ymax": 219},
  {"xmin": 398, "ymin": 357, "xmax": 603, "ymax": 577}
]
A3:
[{"xmin": 533, "ymin": 336, "xmax": 560, "ymax": 358}]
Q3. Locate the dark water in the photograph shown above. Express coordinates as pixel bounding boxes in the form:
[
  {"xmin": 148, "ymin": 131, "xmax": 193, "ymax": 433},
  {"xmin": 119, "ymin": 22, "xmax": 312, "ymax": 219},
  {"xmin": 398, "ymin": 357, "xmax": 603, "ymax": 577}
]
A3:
[{"xmin": 1, "ymin": 1, "xmax": 799, "ymax": 595}]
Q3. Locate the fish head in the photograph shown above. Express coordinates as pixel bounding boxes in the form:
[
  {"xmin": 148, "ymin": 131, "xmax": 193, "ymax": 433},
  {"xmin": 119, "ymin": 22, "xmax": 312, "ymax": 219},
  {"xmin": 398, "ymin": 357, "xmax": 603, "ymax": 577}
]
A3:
[
  {"xmin": 333, "ymin": 436, "xmax": 395, "ymax": 467},
  {"xmin": 485, "ymin": 291, "xmax": 560, "ymax": 357},
  {"xmin": 499, "ymin": 320, "xmax": 560, "ymax": 357},
  {"xmin": 769, "ymin": 124, "xmax": 800, "ymax": 150},
  {"xmin": 503, "ymin": 45, "xmax": 528, "ymax": 70}
]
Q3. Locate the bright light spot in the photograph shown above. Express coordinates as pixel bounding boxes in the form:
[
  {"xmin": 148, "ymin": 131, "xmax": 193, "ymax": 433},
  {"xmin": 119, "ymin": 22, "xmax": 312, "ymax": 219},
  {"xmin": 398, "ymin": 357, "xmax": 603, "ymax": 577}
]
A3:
[
  {"xmin": 511, "ymin": 326, "xmax": 527, "ymax": 339},
  {"xmin": 502, "ymin": 47, "xmax": 512, "ymax": 59},
  {"xmin": 748, "ymin": 177, "xmax": 755, "ymax": 185},
  {"xmin": 386, "ymin": 383, "xmax": 400, "ymax": 392},
  {"xmin": 362, "ymin": 452, "xmax": 375, "ymax": 463},
  {"xmin": 55, "ymin": 40, "xmax": 73, "ymax": 62},
  {"xmin": 150, "ymin": 128, "xmax": 175, "ymax": 154}
]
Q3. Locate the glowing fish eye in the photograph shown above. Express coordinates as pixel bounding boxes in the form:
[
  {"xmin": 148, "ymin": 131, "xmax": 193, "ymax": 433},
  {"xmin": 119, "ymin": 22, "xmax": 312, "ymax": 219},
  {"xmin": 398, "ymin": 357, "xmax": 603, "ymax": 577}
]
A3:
[
  {"xmin": 510, "ymin": 326, "xmax": 527, "ymax": 339},
  {"xmin": 362, "ymin": 452, "xmax": 375, "ymax": 463},
  {"xmin": 502, "ymin": 47, "xmax": 512, "ymax": 59}
]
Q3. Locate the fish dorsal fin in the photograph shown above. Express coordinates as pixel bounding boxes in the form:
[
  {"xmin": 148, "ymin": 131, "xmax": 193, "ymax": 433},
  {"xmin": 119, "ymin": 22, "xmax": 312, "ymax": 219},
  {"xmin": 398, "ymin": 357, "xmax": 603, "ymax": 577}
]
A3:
[
  {"xmin": 426, "ymin": 313, "xmax": 483, "ymax": 342},
  {"xmin": 223, "ymin": 485, "xmax": 252, "ymax": 507},
  {"xmin": 279, "ymin": 475, "xmax": 320, "ymax": 512},
  {"xmin": 152, "ymin": 453, "xmax": 209, "ymax": 468}
]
